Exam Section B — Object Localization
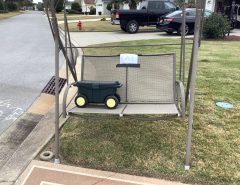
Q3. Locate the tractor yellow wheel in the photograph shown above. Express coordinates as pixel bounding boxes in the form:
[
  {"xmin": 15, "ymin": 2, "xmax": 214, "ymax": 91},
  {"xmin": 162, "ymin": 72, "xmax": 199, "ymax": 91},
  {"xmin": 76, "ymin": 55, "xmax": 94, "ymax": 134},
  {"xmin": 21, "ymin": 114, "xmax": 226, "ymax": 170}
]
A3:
[
  {"xmin": 105, "ymin": 96, "xmax": 119, "ymax": 109},
  {"xmin": 75, "ymin": 95, "xmax": 87, "ymax": 108}
]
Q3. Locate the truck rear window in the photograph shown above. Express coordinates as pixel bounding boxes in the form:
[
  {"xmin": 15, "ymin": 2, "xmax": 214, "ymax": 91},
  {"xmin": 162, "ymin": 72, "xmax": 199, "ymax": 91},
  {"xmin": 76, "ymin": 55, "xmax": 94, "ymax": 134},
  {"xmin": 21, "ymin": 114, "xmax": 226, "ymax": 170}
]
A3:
[
  {"xmin": 164, "ymin": 2, "xmax": 176, "ymax": 10},
  {"xmin": 148, "ymin": 1, "xmax": 164, "ymax": 10},
  {"xmin": 140, "ymin": 1, "xmax": 148, "ymax": 9}
]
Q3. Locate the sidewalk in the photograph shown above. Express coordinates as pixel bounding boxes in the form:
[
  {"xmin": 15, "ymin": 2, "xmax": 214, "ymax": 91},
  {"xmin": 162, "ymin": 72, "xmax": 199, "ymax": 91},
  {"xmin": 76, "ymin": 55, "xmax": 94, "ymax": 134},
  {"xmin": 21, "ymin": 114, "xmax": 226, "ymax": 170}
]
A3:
[
  {"xmin": 231, "ymin": 28, "xmax": 240, "ymax": 36},
  {"xmin": 16, "ymin": 160, "xmax": 189, "ymax": 185},
  {"xmin": 70, "ymin": 31, "xmax": 185, "ymax": 47},
  {"xmin": 70, "ymin": 29, "xmax": 240, "ymax": 47}
]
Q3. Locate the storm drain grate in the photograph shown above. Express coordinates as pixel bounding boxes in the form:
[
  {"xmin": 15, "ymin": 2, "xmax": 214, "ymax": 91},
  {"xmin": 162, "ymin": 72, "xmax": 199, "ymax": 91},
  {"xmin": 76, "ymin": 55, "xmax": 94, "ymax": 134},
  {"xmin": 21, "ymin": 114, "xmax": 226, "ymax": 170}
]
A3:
[{"xmin": 42, "ymin": 76, "xmax": 67, "ymax": 95}]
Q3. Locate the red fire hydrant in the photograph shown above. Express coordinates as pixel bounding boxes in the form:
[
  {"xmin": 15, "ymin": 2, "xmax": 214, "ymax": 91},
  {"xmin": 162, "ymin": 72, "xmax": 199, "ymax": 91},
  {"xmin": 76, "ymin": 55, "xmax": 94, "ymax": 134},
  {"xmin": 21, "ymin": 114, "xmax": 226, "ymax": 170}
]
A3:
[{"xmin": 77, "ymin": 20, "xmax": 82, "ymax": 30}]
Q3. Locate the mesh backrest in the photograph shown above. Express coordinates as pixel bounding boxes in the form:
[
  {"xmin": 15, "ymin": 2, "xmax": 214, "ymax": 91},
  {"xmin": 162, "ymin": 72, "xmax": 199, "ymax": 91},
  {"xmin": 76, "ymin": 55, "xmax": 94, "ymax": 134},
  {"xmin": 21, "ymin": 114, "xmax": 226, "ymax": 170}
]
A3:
[
  {"xmin": 128, "ymin": 55, "xmax": 175, "ymax": 103},
  {"xmin": 82, "ymin": 54, "xmax": 176, "ymax": 103}
]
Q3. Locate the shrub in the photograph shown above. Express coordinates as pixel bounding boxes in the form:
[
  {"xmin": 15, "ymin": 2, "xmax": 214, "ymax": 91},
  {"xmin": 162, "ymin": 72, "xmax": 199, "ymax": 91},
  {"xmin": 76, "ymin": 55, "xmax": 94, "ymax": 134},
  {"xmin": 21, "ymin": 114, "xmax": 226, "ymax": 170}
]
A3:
[
  {"xmin": 89, "ymin": 6, "xmax": 95, "ymax": 15},
  {"xmin": 203, "ymin": 13, "xmax": 231, "ymax": 39},
  {"xmin": 37, "ymin": 2, "xmax": 44, "ymax": 11},
  {"xmin": 55, "ymin": 0, "xmax": 63, "ymax": 13},
  {"xmin": 68, "ymin": 9, "xmax": 82, "ymax": 14},
  {"xmin": 0, "ymin": 0, "xmax": 6, "ymax": 11},
  {"xmin": 106, "ymin": 2, "xmax": 112, "ymax": 12},
  {"xmin": 100, "ymin": 17, "xmax": 106, "ymax": 21},
  {"xmin": 0, "ymin": 10, "xmax": 8, "ymax": 13},
  {"xmin": 175, "ymin": 0, "xmax": 196, "ymax": 8},
  {"xmin": 106, "ymin": 0, "xmax": 120, "ymax": 11},
  {"xmin": 71, "ymin": 2, "xmax": 82, "ymax": 13}
]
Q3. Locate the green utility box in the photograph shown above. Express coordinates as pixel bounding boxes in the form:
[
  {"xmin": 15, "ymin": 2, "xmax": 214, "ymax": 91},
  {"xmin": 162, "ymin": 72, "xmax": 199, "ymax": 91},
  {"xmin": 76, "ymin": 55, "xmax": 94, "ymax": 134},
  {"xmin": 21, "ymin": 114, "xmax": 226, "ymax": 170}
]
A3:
[{"xmin": 74, "ymin": 80, "xmax": 122, "ymax": 109}]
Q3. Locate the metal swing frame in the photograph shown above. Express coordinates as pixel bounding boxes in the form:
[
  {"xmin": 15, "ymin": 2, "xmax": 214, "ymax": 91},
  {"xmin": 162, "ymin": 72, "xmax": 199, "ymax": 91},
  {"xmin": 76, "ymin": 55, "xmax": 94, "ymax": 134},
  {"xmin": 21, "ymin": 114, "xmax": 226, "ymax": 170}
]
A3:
[{"xmin": 45, "ymin": 0, "xmax": 205, "ymax": 170}]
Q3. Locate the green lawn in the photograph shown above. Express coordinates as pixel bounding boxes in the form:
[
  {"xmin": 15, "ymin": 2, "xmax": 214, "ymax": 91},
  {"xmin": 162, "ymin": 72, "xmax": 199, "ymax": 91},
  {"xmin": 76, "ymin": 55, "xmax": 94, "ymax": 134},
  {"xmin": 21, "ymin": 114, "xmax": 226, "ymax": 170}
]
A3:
[
  {"xmin": 57, "ymin": 39, "xmax": 240, "ymax": 185},
  {"xmin": 59, "ymin": 21, "xmax": 120, "ymax": 32},
  {"xmin": 0, "ymin": 12, "xmax": 22, "ymax": 20},
  {"xmin": 59, "ymin": 20, "xmax": 158, "ymax": 32},
  {"xmin": 56, "ymin": 14, "xmax": 109, "ymax": 21}
]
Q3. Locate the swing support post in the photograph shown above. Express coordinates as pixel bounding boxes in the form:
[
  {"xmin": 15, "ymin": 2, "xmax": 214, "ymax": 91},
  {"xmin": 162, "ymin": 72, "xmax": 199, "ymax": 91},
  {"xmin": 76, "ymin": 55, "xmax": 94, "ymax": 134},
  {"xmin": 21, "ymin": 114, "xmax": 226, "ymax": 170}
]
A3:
[{"xmin": 184, "ymin": 8, "xmax": 202, "ymax": 170}]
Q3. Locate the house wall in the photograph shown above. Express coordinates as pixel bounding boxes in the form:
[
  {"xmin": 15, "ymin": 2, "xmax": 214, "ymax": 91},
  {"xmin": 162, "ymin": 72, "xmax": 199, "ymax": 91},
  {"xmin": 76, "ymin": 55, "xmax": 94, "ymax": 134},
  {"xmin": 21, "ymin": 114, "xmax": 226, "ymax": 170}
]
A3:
[
  {"xmin": 95, "ymin": 0, "xmax": 111, "ymax": 15},
  {"xmin": 66, "ymin": 4, "xmax": 71, "ymax": 10},
  {"xmin": 83, "ymin": 4, "xmax": 90, "ymax": 12},
  {"xmin": 205, "ymin": 0, "xmax": 216, "ymax": 12},
  {"xmin": 96, "ymin": 0, "xmax": 104, "ymax": 15},
  {"xmin": 78, "ymin": 0, "xmax": 95, "ymax": 13},
  {"xmin": 119, "ymin": 3, "xmax": 141, "ymax": 10}
]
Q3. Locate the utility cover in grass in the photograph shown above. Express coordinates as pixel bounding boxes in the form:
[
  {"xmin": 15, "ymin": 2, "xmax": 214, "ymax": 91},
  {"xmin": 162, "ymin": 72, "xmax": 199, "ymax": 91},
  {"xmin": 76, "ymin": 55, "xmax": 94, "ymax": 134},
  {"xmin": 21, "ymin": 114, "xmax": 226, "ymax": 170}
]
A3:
[{"xmin": 216, "ymin": 102, "xmax": 233, "ymax": 109}]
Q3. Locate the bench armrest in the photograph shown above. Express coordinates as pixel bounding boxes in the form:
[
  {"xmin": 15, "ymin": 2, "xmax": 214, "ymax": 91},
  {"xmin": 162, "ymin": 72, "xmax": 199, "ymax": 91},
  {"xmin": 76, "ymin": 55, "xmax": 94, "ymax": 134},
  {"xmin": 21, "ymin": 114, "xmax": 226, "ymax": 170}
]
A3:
[
  {"xmin": 63, "ymin": 82, "xmax": 76, "ymax": 118},
  {"xmin": 176, "ymin": 81, "xmax": 186, "ymax": 118}
]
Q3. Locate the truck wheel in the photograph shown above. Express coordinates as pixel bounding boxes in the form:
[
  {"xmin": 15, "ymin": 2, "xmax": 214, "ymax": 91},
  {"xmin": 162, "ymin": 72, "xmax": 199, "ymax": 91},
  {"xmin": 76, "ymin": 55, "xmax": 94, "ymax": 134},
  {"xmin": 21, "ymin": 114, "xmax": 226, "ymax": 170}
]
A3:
[
  {"xmin": 75, "ymin": 94, "xmax": 87, "ymax": 108},
  {"xmin": 177, "ymin": 24, "xmax": 189, "ymax": 36},
  {"xmin": 166, "ymin": 31, "xmax": 173, "ymax": 35},
  {"xmin": 126, "ymin": 20, "xmax": 139, "ymax": 34},
  {"xmin": 120, "ymin": 25, "xmax": 126, "ymax": 32},
  {"xmin": 105, "ymin": 96, "xmax": 119, "ymax": 109}
]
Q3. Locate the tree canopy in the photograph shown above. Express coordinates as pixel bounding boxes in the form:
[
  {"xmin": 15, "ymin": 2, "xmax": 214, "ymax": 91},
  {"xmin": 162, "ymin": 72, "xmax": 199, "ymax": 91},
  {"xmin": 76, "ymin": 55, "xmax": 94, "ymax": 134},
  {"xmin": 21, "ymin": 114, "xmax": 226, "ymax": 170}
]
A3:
[
  {"xmin": 107, "ymin": 0, "xmax": 142, "ymax": 10},
  {"xmin": 71, "ymin": 2, "xmax": 81, "ymax": 12},
  {"xmin": 55, "ymin": 0, "xmax": 63, "ymax": 12},
  {"xmin": 0, "ymin": 0, "xmax": 6, "ymax": 10},
  {"xmin": 122, "ymin": 0, "xmax": 142, "ymax": 9},
  {"xmin": 174, "ymin": 0, "xmax": 196, "ymax": 8}
]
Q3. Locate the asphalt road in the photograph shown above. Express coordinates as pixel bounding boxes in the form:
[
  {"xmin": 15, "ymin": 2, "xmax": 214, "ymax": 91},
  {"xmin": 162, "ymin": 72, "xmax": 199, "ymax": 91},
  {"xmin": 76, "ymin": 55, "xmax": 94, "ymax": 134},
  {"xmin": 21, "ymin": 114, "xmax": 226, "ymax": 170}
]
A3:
[{"xmin": 0, "ymin": 11, "xmax": 60, "ymax": 135}]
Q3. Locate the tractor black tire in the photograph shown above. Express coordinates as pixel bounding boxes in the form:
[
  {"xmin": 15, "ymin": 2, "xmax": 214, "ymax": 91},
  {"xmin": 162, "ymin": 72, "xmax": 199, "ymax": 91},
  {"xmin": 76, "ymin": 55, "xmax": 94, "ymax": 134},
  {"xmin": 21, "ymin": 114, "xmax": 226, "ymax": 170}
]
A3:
[
  {"xmin": 105, "ymin": 95, "xmax": 119, "ymax": 109},
  {"xmin": 75, "ymin": 94, "xmax": 88, "ymax": 108},
  {"xmin": 126, "ymin": 20, "xmax": 139, "ymax": 34}
]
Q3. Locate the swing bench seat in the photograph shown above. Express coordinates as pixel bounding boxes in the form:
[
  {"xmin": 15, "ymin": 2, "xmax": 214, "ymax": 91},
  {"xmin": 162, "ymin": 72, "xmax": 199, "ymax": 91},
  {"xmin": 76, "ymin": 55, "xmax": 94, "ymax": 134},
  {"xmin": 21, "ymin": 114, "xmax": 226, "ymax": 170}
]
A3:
[
  {"xmin": 67, "ymin": 53, "xmax": 185, "ymax": 117},
  {"xmin": 69, "ymin": 103, "xmax": 179, "ymax": 115}
]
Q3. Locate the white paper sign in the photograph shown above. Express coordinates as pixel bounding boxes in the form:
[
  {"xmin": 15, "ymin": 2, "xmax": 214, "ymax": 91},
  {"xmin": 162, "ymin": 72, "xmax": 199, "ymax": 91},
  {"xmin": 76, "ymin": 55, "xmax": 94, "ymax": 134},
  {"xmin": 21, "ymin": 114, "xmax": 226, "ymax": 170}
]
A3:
[{"xmin": 120, "ymin": 54, "xmax": 138, "ymax": 64}]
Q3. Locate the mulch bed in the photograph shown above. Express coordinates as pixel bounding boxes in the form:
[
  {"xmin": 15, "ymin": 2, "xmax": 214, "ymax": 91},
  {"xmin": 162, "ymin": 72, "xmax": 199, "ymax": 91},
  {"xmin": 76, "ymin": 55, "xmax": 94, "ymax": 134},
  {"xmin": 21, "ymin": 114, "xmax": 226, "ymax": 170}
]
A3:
[
  {"xmin": 223, "ymin": 35, "xmax": 240, "ymax": 41},
  {"xmin": 186, "ymin": 35, "xmax": 240, "ymax": 41}
]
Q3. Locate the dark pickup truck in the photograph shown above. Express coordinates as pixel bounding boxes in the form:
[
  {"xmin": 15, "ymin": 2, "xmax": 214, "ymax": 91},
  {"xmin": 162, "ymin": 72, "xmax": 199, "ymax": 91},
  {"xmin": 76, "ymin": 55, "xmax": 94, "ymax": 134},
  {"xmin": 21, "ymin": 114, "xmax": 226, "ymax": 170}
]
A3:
[{"xmin": 111, "ymin": 0, "xmax": 178, "ymax": 33}]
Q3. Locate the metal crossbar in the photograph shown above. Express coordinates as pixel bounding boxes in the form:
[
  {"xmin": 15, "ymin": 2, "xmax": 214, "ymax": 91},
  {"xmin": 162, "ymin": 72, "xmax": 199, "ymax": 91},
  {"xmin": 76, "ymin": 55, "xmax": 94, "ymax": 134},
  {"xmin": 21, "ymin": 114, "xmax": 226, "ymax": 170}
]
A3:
[{"xmin": 68, "ymin": 43, "xmax": 193, "ymax": 49}]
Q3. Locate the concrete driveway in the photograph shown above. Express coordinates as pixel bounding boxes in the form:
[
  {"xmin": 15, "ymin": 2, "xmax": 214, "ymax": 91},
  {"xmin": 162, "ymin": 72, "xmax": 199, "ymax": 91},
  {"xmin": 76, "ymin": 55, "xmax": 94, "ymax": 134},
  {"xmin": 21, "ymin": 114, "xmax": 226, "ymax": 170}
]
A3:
[
  {"xmin": 0, "ymin": 11, "xmax": 62, "ymax": 135},
  {"xmin": 70, "ymin": 31, "xmax": 183, "ymax": 46},
  {"xmin": 70, "ymin": 28, "xmax": 240, "ymax": 47}
]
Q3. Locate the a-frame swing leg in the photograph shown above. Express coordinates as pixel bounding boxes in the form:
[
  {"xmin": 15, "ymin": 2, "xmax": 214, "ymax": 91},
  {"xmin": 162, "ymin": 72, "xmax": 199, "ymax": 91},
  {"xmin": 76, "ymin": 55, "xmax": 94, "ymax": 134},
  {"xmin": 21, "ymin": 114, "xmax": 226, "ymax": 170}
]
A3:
[{"xmin": 185, "ymin": 8, "xmax": 202, "ymax": 170}]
